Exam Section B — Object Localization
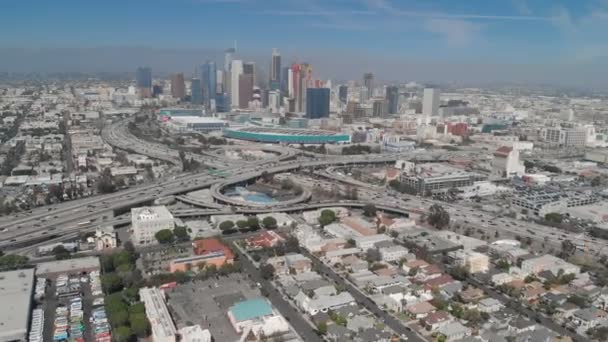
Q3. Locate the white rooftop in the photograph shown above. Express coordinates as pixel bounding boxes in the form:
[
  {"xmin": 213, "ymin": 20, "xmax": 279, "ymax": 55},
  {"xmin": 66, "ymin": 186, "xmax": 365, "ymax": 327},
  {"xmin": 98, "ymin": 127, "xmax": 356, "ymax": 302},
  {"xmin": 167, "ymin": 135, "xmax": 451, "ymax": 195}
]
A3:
[{"xmin": 0, "ymin": 269, "xmax": 35, "ymax": 342}]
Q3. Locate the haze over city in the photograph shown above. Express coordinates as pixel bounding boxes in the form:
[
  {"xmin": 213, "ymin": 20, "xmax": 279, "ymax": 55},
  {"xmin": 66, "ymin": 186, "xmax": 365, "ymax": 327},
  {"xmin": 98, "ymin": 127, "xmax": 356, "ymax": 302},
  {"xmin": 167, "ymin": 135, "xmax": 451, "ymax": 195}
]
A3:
[
  {"xmin": 4, "ymin": 1, "xmax": 608, "ymax": 342},
  {"xmin": 2, "ymin": 0, "xmax": 608, "ymax": 86}
]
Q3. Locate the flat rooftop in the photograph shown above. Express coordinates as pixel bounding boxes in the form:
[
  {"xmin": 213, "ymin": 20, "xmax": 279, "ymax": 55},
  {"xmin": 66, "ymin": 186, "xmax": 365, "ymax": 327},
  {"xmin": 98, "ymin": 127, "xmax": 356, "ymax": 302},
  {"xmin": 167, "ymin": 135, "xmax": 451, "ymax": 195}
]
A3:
[
  {"xmin": 36, "ymin": 256, "xmax": 100, "ymax": 276},
  {"xmin": 232, "ymin": 126, "xmax": 345, "ymax": 137},
  {"xmin": 0, "ymin": 268, "xmax": 35, "ymax": 342}
]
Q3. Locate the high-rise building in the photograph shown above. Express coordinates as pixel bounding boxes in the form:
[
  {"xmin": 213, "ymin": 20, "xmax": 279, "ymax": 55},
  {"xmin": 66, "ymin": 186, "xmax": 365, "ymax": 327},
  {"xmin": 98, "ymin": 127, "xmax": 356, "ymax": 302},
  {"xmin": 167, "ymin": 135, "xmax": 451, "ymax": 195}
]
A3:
[
  {"xmin": 170, "ymin": 73, "xmax": 186, "ymax": 99},
  {"xmin": 191, "ymin": 78, "xmax": 202, "ymax": 105},
  {"xmin": 216, "ymin": 70, "xmax": 224, "ymax": 93},
  {"xmin": 238, "ymin": 74, "xmax": 254, "ymax": 109},
  {"xmin": 306, "ymin": 88, "xmax": 330, "ymax": 119},
  {"xmin": 386, "ymin": 86, "xmax": 399, "ymax": 114},
  {"xmin": 230, "ymin": 60, "xmax": 243, "ymax": 108},
  {"xmin": 136, "ymin": 66, "xmax": 152, "ymax": 98},
  {"xmin": 423, "ymin": 88, "xmax": 440, "ymax": 117},
  {"xmin": 224, "ymin": 47, "xmax": 235, "ymax": 72},
  {"xmin": 215, "ymin": 93, "xmax": 230, "ymax": 112},
  {"xmin": 281, "ymin": 66, "xmax": 290, "ymax": 95},
  {"xmin": 298, "ymin": 63, "xmax": 313, "ymax": 112},
  {"xmin": 291, "ymin": 64, "xmax": 300, "ymax": 110},
  {"xmin": 152, "ymin": 84, "xmax": 163, "ymax": 97},
  {"xmin": 372, "ymin": 98, "xmax": 386, "ymax": 118},
  {"xmin": 201, "ymin": 61, "xmax": 217, "ymax": 108},
  {"xmin": 270, "ymin": 49, "xmax": 281, "ymax": 90},
  {"xmin": 268, "ymin": 90, "xmax": 280, "ymax": 113},
  {"xmin": 363, "ymin": 72, "xmax": 374, "ymax": 99},
  {"xmin": 339, "ymin": 85, "xmax": 348, "ymax": 104}
]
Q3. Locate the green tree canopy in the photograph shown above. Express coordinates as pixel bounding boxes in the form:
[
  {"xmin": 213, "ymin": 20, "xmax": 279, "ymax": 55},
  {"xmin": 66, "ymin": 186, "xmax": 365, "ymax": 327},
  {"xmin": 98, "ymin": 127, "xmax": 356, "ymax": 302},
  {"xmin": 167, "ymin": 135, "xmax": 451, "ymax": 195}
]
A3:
[
  {"xmin": 428, "ymin": 204, "xmax": 450, "ymax": 229},
  {"xmin": 173, "ymin": 226, "xmax": 189, "ymax": 241},
  {"xmin": 155, "ymin": 229, "xmax": 174, "ymax": 244},
  {"xmin": 219, "ymin": 220, "xmax": 235, "ymax": 231},
  {"xmin": 262, "ymin": 216, "xmax": 278, "ymax": 229}
]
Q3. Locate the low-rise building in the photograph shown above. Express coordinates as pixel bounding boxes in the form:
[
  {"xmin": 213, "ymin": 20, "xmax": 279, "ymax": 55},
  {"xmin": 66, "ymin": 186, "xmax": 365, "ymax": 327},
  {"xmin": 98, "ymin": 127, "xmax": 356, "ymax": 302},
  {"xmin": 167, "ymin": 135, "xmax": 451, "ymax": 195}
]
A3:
[
  {"xmin": 448, "ymin": 250, "xmax": 489, "ymax": 274},
  {"xmin": 0, "ymin": 269, "xmax": 35, "ymax": 342},
  {"xmin": 379, "ymin": 245, "xmax": 409, "ymax": 263},
  {"xmin": 354, "ymin": 234, "xmax": 393, "ymax": 250},
  {"xmin": 131, "ymin": 206, "xmax": 175, "ymax": 246},
  {"xmin": 170, "ymin": 238, "xmax": 234, "ymax": 273},
  {"xmin": 521, "ymin": 255, "xmax": 580, "ymax": 277},
  {"xmin": 227, "ymin": 298, "xmax": 290, "ymax": 337},
  {"xmin": 294, "ymin": 290, "xmax": 356, "ymax": 315},
  {"xmin": 140, "ymin": 287, "xmax": 177, "ymax": 342}
]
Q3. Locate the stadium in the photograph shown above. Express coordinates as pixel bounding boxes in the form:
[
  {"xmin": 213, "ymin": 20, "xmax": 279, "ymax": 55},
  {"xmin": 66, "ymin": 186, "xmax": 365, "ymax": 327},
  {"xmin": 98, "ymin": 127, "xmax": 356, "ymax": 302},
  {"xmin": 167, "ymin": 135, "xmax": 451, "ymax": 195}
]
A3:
[{"xmin": 223, "ymin": 127, "xmax": 350, "ymax": 144}]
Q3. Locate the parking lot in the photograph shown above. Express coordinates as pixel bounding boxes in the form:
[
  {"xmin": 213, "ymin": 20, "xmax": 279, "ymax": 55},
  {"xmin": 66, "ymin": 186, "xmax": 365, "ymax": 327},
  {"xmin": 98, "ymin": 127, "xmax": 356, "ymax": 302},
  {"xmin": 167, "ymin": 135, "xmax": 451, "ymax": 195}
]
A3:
[
  {"xmin": 37, "ymin": 270, "xmax": 108, "ymax": 342},
  {"xmin": 166, "ymin": 273, "xmax": 262, "ymax": 342}
]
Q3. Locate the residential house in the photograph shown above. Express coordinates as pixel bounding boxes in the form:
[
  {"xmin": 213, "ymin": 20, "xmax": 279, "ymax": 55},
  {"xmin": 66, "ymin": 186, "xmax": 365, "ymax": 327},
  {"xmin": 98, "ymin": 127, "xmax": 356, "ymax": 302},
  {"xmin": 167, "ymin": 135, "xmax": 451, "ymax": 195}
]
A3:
[
  {"xmin": 406, "ymin": 301, "xmax": 436, "ymax": 319},
  {"xmin": 477, "ymin": 298, "xmax": 503, "ymax": 313},
  {"xmin": 422, "ymin": 310, "xmax": 453, "ymax": 331},
  {"xmin": 379, "ymin": 245, "xmax": 409, "ymax": 263},
  {"xmin": 436, "ymin": 322, "xmax": 471, "ymax": 341}
]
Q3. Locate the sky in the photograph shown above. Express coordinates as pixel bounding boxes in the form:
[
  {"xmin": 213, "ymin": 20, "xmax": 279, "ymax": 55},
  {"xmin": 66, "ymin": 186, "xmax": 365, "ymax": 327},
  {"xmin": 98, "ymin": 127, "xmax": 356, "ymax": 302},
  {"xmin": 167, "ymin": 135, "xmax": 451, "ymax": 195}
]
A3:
[{"xmin": 1, "ymin": 0, "xmax": 608, "ymax": 86}]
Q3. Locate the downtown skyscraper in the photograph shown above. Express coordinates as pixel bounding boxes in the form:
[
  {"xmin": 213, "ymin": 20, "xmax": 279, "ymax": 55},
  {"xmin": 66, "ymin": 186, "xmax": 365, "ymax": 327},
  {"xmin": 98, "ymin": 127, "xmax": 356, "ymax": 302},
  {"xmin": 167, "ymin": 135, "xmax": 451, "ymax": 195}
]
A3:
[
  {"xmin": 136, "ymin": 66, "xmax": 152, "ymax": 98},
  {"xmin": 170, "ymin": 73, "xmax": 186, "ymax": 99},
  {"xmin": 363, "ymin": 72, "xmax": 374, "ymax": 101},
  {"xmin": 386, "ymin": 86, "xmax": 399, "ymax": 114},
  {"xmin": 270, "ymin": 48, "xmax": 281, "ymax": 90},
  {"xmin": 201, "ymin": 61, "xmax": 217, "ymax": 109}
]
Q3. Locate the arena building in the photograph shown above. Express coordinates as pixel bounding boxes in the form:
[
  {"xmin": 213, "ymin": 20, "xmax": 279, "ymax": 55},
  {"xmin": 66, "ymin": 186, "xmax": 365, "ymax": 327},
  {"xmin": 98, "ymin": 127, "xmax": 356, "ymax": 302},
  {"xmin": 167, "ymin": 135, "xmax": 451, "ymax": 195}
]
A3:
[{"xmin": 223, "ymin": 127, "xmax": 350, "ymax": 144}]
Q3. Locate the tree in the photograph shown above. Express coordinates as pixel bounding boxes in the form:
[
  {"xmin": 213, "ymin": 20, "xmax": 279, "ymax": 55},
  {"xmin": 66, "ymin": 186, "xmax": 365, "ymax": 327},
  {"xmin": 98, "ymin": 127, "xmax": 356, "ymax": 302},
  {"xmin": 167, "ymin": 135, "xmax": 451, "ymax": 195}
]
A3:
[
  {"xmin": 317, "ymin": 322, "xmax": 327, "ymax": 335},
  {"xmin": 155, "ymin": 229, "xmax": 174, "ymax": 244},
  {"xmin": 52, "ymin": 245, "xmax": 71, "ymax": 260},
  {"xmin": 592, "ymin": 177, "xmax": 602, "ymax": 187},
  {"xmin": 362, "ymin": 203, "xmax": 377, "ymax": 217},
  {"xmin": 438, "ymin": 335, "xmax": 447, "ymax": 342},
  {"xmin": 260, "ymin": 263, "xmax": 275, "ymax": 280},
  {"xmin": 560, "ymin": 240, "xmax": 576, "ymax": 259},
  {"xmin": 112, "ymin": 251, "xmax": 133, "ymax": 270},
  {"xmin": 101, "ymin": 273, "xmax": 124, "ymax": 293},
  {"xmin": 219, "ymin": 220, "xmax": 235, "ymax": 231},
  {"xmin": 109, "ymin": 309, "xmax": 129, "ymax": 326},
  {"xmin": 544, "ymin": 212, "xmax": 563, "ymax": 224},
  {"xmin": 427, "ymin": 204, "xmax": 450, "ymax": 229},
  {"xmin": 247, "ymin": 216, "xmax": 260, "ymax": 230},
  {"xmin": 262, "ymin": 216, "xmax": 278, "ymax": 229},
  {"xmin": 114, "ymin": 326, "xmax": 133, "ymax": 342},
  {"xmin": 97, "ymin": 177, "xmax": 116, "ymax": 194},
  {"xmin": 285, "ymin": 236, "xmax": 300, "ymax": 253},
  {"xmin": 318, "ymin": 209, "xmax": 336, "ymax": 226},
  {"xmin": 129, "ymin": 312, "xmax": 150, "ymax": 337},
  {"xmin": 236, "ymin": 220, "xmax": 249, "ymax": 230},
  {"xmin": 173, "ymin": 226, "xmax": 189, "ymax": 241},
  {"xmin": 496, "ymin": 259, "xmax": 510, "ymax": 271}
]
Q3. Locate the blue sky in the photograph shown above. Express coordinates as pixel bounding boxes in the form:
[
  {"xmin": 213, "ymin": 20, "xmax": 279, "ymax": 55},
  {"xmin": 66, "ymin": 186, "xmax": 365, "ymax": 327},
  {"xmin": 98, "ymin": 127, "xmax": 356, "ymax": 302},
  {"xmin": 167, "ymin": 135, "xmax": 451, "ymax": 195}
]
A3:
[{"xmin": 1, "ymin": 0, "xmax": 608, "ymax": 84}]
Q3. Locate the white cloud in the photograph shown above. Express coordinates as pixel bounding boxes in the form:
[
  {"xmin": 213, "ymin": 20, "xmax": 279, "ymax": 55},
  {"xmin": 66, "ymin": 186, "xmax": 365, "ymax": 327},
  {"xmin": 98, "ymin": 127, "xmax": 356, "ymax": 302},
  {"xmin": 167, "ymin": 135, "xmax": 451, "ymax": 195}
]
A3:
[{"xmin": 425, "ymin": 19, "xmax": 483, "ymax": 46}]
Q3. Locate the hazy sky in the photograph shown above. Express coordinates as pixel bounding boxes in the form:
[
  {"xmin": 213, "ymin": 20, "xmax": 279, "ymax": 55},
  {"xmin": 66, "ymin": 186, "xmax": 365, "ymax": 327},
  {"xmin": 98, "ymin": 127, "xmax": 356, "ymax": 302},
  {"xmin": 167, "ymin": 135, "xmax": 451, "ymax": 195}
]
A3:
[{"xmin": 1, "ymin": 0, "xmax": 608, "ymax": 86}]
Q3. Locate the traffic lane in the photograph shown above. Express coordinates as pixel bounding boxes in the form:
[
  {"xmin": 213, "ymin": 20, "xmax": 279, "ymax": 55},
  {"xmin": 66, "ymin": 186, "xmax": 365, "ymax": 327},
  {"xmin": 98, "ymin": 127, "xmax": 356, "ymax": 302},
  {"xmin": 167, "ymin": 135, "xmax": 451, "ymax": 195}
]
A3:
[{"xmin": 235, "ymin": 246, "xmax": 323, "ymax": 342}]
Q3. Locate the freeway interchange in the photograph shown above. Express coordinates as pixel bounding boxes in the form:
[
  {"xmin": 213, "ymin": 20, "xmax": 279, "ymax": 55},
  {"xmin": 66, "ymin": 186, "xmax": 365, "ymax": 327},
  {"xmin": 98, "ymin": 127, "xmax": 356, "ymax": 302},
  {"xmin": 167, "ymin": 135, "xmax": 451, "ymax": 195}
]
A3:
[{"xmin": 0, "ymin": 137, "xmax": 606, "ymax": 259}]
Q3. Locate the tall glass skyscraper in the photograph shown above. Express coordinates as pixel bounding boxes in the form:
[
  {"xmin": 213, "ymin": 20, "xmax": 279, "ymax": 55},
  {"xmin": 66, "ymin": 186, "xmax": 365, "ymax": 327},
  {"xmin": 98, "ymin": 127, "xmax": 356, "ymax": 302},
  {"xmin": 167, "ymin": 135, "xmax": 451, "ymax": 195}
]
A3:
[
  {"xmin": 270, "ymin": 48, "xmax": 281, "ymax": 90},
  {"xmin": 135, "ymin": 66, "xmax": 152, "ymax": 88},
  {"xmin": 201, "ymin": 61, "xmax": 217, "ymax": 108},
  {"xmin": 191, "ymin": 78, "xmax": 202, "ymax": 105},
  {"xmin": 306, "ymin": 88, "xmax": 330, "ymax": 119},
  {"xmin": 386, "ymin": 86, "xmax": 399, "ymax": 114},
  {"xmin": 339, "ymin": 85, "xmax": 348, "ymax": 104}
]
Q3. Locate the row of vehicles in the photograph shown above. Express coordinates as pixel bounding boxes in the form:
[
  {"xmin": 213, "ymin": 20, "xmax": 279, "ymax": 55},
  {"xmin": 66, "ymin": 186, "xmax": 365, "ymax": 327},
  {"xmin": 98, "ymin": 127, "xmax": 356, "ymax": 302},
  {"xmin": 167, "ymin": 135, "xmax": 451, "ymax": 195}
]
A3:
[
  {"xmin": 29, "ymin": 309, "xmax": 44, "ymax": 342},
  {"xmin": 53, "ymin": 297, "xmax": 84, "ymax": 342},
  {"xmin": 89, "ymin": 271, "xmax": 110, "ymax": 342}
]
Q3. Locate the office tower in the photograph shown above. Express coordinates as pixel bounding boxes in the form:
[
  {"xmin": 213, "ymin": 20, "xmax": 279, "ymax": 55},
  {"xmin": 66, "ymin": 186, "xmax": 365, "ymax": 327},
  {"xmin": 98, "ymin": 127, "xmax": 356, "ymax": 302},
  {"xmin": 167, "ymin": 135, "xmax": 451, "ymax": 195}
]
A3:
[
  {"xmin": 201, "ymin": 61, "xmax": 217, "ymax": 108},
  {"xmin": 136, "ymin": 66, "xmax": 152, "ymax": 98},
  {"xmin": 215, "ymin": 93, "xmax": 230, "ymax": 112},
  {"xmin": 191, "ymin": 78, "xmax": 202, "ymax": 105},
  {"xmin": 268, "ymin": 90, "xmax": 280, "ymax": 113},
  {"xmin": 170, "ymin": 73, "xmax": 186, "ymax": 99},
  {"xmin": 152, "ymin": 84, "xmax": 163, "ymax": 97},
  {"xmin": 270, "ymin": 48, "xmax": 281, "ymax": 90},
  {"xmin": 339, "ymin": 85, "xmax": 348, "ymax": 104},
  {"xmin": 423, "ymin": 88, "xmax": 440, "ymax": 116},
  {"xmin": 230, "ymin": 60, "xmax": 243, "ymax": 108},
  {"xmin": 372, "ymin": 98, "xmax": 386, "ymax": 117},
  {"xmin": 280, "ymin": 66, "xmax": 290, "ymax": 94},
  {"xmin": 243, "ymin": 62, "xmax": 255, "ymax": 86},
  {"xmin": 386, "ymin": 86, "xmax": 399, "ymax": 114},
  {"xmin": 364, "ymin": 72, "xmax": 374, "ymax": 99},
  {"xmin": 298, "ymin": 63, "xmax": 313, "ymax": 112},
  {"xmin": 238, "ymin": 74, "xmax": 254, "ymax": 109},
  {"xmin": 306, "ymin": 88, "xmax": 330, "ymax": 119},
  {"xmin": 287, "ymin": 68, "xmax": 294, "ymax": 98},
  {"xmin": 291, "ymin": 64, "xmax": 300, "ymax": 110},
  {"xmin": 224, "ymin": 47, "xmax": 235, "ymax": 72},
  {"xmin": 216, "ymin": 70, "xmax": 224, "ymax": 93}
]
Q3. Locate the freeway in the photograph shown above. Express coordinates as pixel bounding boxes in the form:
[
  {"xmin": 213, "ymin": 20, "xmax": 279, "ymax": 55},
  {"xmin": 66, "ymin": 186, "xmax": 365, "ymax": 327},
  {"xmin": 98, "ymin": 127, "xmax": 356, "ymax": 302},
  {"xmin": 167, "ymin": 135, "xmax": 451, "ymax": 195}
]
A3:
[{"xmin": 0, "ymin": 155, "xmax": 409, "ymax": 250}]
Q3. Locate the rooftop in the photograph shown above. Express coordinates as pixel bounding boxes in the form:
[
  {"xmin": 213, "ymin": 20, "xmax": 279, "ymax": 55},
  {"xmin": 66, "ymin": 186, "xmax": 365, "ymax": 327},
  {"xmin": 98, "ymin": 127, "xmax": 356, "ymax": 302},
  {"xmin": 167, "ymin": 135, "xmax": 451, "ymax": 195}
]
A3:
[{"xmin": 0, "ymin": 269, "xmax": 35, "ymax": 342}]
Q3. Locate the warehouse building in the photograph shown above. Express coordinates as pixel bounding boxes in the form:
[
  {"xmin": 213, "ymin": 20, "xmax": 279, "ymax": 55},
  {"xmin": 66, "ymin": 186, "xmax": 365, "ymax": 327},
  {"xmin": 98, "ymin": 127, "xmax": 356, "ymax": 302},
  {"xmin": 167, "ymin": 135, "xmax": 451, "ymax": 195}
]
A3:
[{"xmin": 0, "ymin": 268, "xmax": 35, "ymax": 342}]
